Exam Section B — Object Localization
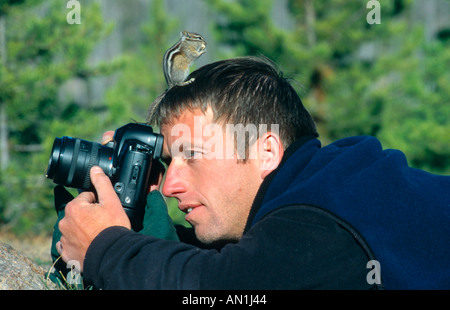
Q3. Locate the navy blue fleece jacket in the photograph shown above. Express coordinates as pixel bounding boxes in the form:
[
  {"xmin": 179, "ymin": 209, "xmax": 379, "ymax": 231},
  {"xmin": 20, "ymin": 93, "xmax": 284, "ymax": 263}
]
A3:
[
  {"xmin": 83, "ymin": 136, "xmax": 449, "ymax": 289},
  {"xmin": 250, "ymin": 135, "xmax": 450, "ymax": 289}
]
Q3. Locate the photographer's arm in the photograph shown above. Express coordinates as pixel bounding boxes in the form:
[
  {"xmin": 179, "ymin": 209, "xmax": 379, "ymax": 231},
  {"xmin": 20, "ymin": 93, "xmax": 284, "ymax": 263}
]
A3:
[
  {"xmin": 57, "ymin": 166, "xmax": 131, "ymax": 271},
  {"xmin": 82, "ymin": 205, "xmax": 372, "ymax": 289}
]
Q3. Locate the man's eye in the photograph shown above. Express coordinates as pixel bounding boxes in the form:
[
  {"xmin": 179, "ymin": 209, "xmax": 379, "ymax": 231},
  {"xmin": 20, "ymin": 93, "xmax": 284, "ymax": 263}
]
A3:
[{"xmin": 184, "ymin": 150, "xmax": 202, "ymax": 159}]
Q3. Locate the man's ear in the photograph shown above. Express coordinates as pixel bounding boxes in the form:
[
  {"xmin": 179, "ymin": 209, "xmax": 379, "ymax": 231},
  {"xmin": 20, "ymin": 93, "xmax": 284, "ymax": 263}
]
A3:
[{"xmin": 258, "ymin": 132, "xmax": 284, "ymax": 179}]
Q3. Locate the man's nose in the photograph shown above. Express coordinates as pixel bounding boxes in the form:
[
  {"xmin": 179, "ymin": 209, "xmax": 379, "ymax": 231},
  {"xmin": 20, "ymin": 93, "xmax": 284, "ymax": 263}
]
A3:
[{"xmin": 161, "ymin": 160, "xmax": 188, "ymax": 198}]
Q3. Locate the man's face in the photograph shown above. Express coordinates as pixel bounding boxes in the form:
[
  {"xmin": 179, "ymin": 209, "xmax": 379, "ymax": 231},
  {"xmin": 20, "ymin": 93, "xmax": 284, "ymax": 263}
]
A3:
[{"xmin": 160, "ymin": 108, "xmax": 264, "ymax": 244}]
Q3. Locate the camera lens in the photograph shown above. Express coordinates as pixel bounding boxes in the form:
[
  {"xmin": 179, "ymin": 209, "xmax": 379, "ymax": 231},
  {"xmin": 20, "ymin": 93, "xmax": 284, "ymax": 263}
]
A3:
[{"xmin": 46, "ymin": 136, "xmax": 114, "ymax": 190}]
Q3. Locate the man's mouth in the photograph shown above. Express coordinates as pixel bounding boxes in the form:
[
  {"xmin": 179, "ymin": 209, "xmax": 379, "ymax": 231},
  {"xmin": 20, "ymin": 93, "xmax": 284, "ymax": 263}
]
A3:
[{"xmin": 179, "ymin": 204, "xmax": 201, "ymax": 214}]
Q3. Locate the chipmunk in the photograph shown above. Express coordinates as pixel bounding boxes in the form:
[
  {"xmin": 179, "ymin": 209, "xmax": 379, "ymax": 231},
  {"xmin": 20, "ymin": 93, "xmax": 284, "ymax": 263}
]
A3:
[
  {"xmin": 163, "ymin": 31, "xmax": 207, "ymax": 88},
  {"xmin": 147, "ymin": 31, "xmax": 207, "ymax": 124}
]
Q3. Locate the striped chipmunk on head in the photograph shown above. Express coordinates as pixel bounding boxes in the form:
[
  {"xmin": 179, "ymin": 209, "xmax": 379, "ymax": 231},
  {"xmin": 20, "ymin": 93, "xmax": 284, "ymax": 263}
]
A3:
[
  {"xmin": 163, "ymin": 31, "xmax": 207, "ymax": 88},
  {"xmin": 147, "ymin": 31, "xmax": 206, "ymax": 123}
]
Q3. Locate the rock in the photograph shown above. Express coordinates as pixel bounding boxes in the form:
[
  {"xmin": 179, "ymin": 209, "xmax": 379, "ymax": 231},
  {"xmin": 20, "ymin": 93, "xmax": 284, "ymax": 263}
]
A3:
[{"xmin": 0, "ymin": 241, "xmax": 56, "ymax": 290}]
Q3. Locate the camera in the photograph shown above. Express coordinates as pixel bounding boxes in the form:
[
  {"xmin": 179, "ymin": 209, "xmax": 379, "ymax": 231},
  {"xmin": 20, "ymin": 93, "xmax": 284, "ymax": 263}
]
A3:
[{"xmin": 46, "ymin": 123, "xmax": 164, "ymax": 231}]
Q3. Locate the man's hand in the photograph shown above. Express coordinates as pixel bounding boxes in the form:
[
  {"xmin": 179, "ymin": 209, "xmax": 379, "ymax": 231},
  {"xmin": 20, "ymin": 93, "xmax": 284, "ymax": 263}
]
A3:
[{"xmin": 57, "ymin": 166, "xmax": 131, "ymax": 271}]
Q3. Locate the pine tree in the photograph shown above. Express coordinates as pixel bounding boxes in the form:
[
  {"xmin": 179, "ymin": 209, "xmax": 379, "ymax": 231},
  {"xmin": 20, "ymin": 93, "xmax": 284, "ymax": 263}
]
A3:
[
  {"xmin": 0, "ymin": 0, "xmax": 117, "ymax": 233},
  {"xmin": 206, "ymin": 0, "xmax": 449, "ymax": 173}
]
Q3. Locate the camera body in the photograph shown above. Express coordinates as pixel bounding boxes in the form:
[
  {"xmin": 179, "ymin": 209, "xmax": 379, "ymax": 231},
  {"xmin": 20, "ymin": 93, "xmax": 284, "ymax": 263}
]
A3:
[{"xmin": 46, "ymin": 123, "xmax": 164, "ymax": 231}]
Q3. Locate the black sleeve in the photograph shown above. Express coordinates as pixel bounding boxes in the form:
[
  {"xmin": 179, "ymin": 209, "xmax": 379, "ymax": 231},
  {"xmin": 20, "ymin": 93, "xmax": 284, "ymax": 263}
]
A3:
[{"xmin": 83, "ymin": 205, "xmax": 374, "ymax": 289}]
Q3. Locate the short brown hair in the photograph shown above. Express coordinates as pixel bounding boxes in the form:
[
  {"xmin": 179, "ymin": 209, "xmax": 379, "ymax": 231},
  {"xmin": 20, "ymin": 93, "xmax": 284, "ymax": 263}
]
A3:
[{"xmin": 147, "ymin": 56, "xmax": 318, "ymax": 149}]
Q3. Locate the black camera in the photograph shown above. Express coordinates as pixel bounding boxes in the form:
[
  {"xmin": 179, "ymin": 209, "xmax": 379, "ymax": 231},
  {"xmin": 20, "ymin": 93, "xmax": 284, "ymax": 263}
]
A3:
[{"xmin": 46, "ymin": 123, "xmax": 164, "ymax": 231}]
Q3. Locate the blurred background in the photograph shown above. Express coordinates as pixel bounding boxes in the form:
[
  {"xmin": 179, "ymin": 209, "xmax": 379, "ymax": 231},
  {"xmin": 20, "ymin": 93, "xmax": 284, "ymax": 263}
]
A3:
[{"xmin": 0, "ymin": 0, "xmax": 448, "ymax": 259}]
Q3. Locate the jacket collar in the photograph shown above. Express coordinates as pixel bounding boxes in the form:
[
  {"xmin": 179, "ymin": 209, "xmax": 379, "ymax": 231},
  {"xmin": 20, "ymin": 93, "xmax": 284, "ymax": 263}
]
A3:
[{"xmin": 243, "ymin": 135, "xmax": 318, "ymax": 233}]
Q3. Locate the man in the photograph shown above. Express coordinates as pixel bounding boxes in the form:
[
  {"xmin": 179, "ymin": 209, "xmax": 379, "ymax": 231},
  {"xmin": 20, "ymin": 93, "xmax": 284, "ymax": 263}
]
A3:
[{"xmin": 56, "ymin": 57, "xmax": 450, "ymax": 289}]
